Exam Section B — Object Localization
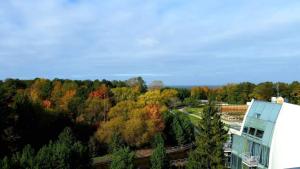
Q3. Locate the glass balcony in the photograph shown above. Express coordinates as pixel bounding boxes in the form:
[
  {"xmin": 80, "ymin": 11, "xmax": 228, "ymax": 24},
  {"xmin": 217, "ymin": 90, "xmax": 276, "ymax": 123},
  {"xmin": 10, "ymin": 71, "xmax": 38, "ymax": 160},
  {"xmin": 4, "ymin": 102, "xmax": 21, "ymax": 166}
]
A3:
[
  {"xmin": 241, "ymin": 152, "xmax": 259, "ymax": 167},
  {"xmin": 223, "ymin": 142, "xmax": 232, "ymax": 153}
]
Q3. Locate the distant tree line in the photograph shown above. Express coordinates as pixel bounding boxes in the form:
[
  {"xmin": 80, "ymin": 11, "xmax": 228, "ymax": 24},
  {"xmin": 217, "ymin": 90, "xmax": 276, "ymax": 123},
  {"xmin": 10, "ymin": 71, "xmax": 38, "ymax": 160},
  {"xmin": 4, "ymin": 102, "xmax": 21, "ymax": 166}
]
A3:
[{"xmin": 173, "ymin": 81, "xmax": 300, "ymax": 105}]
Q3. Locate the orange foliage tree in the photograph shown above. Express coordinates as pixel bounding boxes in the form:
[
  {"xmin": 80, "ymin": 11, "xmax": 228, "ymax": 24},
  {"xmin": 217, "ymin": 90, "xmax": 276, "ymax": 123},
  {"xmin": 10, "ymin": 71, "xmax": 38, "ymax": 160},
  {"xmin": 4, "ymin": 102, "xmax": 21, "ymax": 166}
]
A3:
[{"xmin": 89, "ymin": 85, "xmax": 109, "ymax": 99}]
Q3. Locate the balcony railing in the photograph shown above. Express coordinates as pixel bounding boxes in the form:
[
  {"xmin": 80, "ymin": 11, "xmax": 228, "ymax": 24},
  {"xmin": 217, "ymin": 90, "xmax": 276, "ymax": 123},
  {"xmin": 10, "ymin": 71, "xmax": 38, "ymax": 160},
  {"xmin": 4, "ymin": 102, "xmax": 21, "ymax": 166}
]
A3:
[
  {"xmin": 223, "ymin": 142, "xmax": 232, "ymax": 153},
  {"xmin": 241, "ymin": 152, "xmax": 259, "ymax": 167}
]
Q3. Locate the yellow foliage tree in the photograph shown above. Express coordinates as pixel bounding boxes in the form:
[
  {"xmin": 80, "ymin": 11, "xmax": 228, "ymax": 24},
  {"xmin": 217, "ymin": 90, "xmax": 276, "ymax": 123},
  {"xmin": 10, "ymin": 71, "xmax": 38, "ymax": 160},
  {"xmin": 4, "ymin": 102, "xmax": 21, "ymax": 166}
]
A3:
[
  {"xmin": 96, "ymin": 89, "xmax": 179, "ymax": 147},
  {"xmin": 60, "ymin": 89, "xmax": 76, "ymax": 111},
  {"xmin": 112, "ymin": 87, "xmax": 140, "ymax": 103}
]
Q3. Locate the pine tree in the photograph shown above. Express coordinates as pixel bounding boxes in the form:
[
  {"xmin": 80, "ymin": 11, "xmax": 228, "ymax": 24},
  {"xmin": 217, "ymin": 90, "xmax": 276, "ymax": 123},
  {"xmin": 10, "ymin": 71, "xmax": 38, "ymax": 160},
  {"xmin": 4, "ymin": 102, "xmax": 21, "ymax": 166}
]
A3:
[
  {"xmin": 150, "ymin": 144, "xmax": 168, "ymax": 169},
  {"xmin": 109, "ymin": 132, "xmax": 124, "ymax": 153},
  {"xmin": 152, "ymin": 133, "xmax": 164, "ymax": 148},
  {"xmin": 172, "ymin": 117, "xmax": 185, "ymax": 145},
  {"xmin": 187, "ymin": 102, "xmax": 227, "ymax": 169},
  {"xmin": 150, "ymin": 133, "xmax": 168, "ymax": 169},
  {"xmin": 0, "ymin": 156, "xmax": 11, "ymax": 169},
  {"xmin": 34, "ymin": 127, "xmax": 91, "ymax": 169},
  {"xmin": 110, "ymin": 147, "xmax": 134, "ymax": 169}
]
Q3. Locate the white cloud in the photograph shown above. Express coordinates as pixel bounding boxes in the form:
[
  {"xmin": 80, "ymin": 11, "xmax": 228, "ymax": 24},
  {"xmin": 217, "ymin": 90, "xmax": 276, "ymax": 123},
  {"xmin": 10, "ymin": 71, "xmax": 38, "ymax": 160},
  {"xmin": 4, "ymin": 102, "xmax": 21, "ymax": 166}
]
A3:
[{"xmin": 137, "ymin": 37, "xmax": 159, "ymax": 48}]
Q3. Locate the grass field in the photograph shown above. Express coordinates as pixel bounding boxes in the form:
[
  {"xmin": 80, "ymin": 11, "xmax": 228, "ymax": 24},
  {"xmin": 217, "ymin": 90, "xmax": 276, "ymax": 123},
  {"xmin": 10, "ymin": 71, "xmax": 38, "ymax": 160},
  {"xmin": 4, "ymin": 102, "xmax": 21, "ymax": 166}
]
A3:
[
  {"xmin": 184, "ymin": 107, "xmax": 203, "ymax": 116},
  {"xmin": 93, "ymin": 154, "xmax": 112, "ymax": 164},
  {"xmin": 188, "ymin": 115, "xmax": 200, "ymax": 126}
]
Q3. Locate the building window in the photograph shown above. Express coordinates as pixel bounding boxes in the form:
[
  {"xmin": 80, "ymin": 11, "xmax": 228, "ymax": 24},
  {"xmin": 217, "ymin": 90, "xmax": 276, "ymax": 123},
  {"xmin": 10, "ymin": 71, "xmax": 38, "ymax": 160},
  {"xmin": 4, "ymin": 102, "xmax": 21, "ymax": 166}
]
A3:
[
  {"xmin": 243, "ymin": 127, "xmax": 248, "ymax": 133},
  {"xmin": 255, "ymin": 113, "xmax": 261, "ymax": 119},
  {"xmin": 249, "ymin": 127, "xmax": 256, "ymax": 135},
  {"xmin": 255, "ymin": 129, "xmax": 264, "ymax": 138}
]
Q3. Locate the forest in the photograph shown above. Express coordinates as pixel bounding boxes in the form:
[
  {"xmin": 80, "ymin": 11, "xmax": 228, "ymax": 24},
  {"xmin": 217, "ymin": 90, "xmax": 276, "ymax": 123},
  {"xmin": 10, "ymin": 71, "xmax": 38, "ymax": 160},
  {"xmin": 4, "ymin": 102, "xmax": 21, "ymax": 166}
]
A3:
[{"xmin": 0, "ymin": 77, "xmax": 299, "ymax": 168}]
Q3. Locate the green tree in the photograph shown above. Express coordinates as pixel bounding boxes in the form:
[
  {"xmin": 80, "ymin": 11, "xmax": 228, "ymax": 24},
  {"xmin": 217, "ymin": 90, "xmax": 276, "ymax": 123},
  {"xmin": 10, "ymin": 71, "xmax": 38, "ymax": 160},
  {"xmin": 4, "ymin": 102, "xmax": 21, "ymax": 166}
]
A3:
[
  {"xmin": 0, "ymin": 156, "xmax": 11, "ymax": 169},
  {"xmin": 171, "ymin": 112, "xmax": 194, "ymax": 146},
  {"xmin": 289, "ymin": 81, "xmax": 300, "ymax": 104},
  {"xmin": 175, "ymin": 88, "xmax": 190, "ymax": 101},
  {"xmin": 152, "ymin": 133, "xmax": 164, "ymax": 148},
  {"xmin": 109, "ymin": 132, "xmax": 124, "ymax": 153},
  {"xmin": 19, "ymin": 145, "xmax": 35, "ymax": 168},
  {"xmin": 110, "ymin": 147, "xmax": 134, "ymax": 169},
  {"xmin": 35, "ymin": 127, "xmax": 91, "ymax": 169},
  {"xmin": 187, "ymin": 103, "xmax": 227, "ymax": 169},
  {"xmin": 150, "ymin": 144, "xmax": 168, "ymax": 169},
  {"xmin": 172, "ymin": 116, "xmax": 185, "ymax": 145},
  {"xmin": 251, "ymin": 82, "xmax": 275, "ymax": 101},
  {"xmin": 183, "ymin": 97, "xmax": 199, "ymax": 107}
]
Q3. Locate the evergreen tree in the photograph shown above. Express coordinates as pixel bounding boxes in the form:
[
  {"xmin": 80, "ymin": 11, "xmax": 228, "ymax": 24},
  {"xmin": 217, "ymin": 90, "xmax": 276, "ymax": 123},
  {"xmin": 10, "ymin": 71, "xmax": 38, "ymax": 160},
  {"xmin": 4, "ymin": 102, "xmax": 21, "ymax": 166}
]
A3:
[
  {"xmin": 0, "ymin": 127, "xmax": 92, "ymax": 169},
  {"xmin": 150, "ymin": 144, "xmax": 168, "ymax": 169},
  {"xmin": 171, "ymin": 112, "xmax": 194, "ymax": 146},
  {"xmin": 187, "ymin": 103, "xmax": 227, "ymax": 169},
  {"xmin": 150, "ymin": 133, "xmax": 168, "ymax": 169},
  {"xmin": 110, "ymin": 147, "xmax": 134, "ymax": 169},
  {"xmin": 109, "ymin": 132, "xmax": 124, "ymax": 153},
  {"xmin": 178, "ymin": 113, "xmax": 194, "ymax": 143},
  {"xmin": 172, "ymin": 117, "xmax": 185, "ymax": 145},
  {"xmin": 0, "ymin": 156, "xmax": 11, "ymax": 169},
  {"xmin": 19, "ymin": 145, "xmax": 35, "ymax": 168},
  {"xmin": 152, "ymin": 133, "xmax": 164, "ymax": 148},
  {"xmin": 35, "ymin": 127, "xmax": 91, "ymax": 169}
]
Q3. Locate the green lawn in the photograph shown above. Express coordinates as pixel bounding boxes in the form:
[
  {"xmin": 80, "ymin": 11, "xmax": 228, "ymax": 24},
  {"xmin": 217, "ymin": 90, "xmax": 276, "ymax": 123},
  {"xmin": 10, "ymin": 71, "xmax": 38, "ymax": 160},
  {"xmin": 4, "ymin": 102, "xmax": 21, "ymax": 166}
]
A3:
[
  {"xmin": 93, "ymin": 154, "xmax": 112, "ymax": 164},
  {"xmin": 188, "ymin": 115, "xmax": 200, "ymax": 126},
  {"xmin": 184, "ymin": 107, "xmax": 203, "ymax": 116}
]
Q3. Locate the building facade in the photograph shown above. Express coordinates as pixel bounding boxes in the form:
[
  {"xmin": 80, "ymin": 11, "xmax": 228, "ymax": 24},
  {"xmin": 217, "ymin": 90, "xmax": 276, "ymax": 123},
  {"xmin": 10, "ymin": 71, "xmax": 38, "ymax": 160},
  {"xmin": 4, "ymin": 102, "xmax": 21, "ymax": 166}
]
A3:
[{"xmin": 230, "ymin": 99, "xmax": 300, "ymax": 169}]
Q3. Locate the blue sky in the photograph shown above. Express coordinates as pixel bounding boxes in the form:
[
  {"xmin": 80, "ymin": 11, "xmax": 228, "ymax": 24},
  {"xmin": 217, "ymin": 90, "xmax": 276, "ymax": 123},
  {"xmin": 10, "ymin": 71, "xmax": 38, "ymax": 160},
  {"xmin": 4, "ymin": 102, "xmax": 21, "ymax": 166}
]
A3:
[{"xmin": 0, "ymin": 0, "xmax": 300, "ymax": 85}]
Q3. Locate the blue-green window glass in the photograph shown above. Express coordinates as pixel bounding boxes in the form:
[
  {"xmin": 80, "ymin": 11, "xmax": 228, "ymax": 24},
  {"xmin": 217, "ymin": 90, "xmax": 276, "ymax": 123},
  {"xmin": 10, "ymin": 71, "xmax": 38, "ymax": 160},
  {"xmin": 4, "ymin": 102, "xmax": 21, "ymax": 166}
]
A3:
[
  {"xmin": 255, "ymin": 129, "xmax": 264, "ymax": 138},
  {"xmin": 249, "ymin": 127, "xmax": 255, "ymax": 135}
]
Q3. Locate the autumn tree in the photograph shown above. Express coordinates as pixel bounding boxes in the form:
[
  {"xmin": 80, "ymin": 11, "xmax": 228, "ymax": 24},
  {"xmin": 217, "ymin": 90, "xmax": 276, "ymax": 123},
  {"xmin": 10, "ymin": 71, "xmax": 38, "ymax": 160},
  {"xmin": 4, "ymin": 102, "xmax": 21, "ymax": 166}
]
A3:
[
  {"xmin": 29, "ymin": 78, "xmax": 52, "ymax": 102},
  {"xmin": 289, "ymin": 81, "xmax": 300, "ymax": 104},
  {"xmin": 83, "ymin": 97, "xmax": 111, "ymax": 124},
  {"xmin": 77, "ymin": 85, "xmax": 112, "ymax": 124},
  {"xmin": 161, "ymin": 89, "xmax": 179, "ymax": 108},
  {"xmin": 60, "ymin": 89, "xmax": 77, "ymax": 111},
  {"xmin": 251, "ymin": 82, "xmax": 275, "ymax": 101},
  {"xmin": 96, "ymin": 95, "xmax": 168, "ymax": 147},
  {"xmin": 138, "ymin": 89, "xmax": 178, "ymax": 108},
  {"xmin": 50, "ymin": 81, "xmax": 63, "ymax": 107},
  {"xmin": 191, "ymin": 87, "xmax": 209, "ymax": 100},
  {"xmin": 112, "ymin": 87, "xmax": 140, "ymax": 103},
  {"xmin": 138, "ymin": 90, "xmax": 162, "ymax": 105},
  {"xmin": 89, "ymin": 84, "xmax": 110, "ymax": 99}
]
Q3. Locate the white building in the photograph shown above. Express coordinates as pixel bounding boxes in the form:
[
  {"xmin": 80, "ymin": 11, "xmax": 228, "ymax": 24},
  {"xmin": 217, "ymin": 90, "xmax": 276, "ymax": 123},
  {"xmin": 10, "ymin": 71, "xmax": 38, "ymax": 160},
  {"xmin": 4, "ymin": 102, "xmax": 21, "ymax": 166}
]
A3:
[{"xmin": 230, "ymin": 99, "xmax": 300, "ymax": 169}]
